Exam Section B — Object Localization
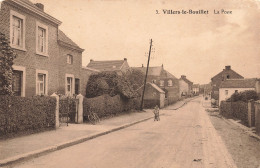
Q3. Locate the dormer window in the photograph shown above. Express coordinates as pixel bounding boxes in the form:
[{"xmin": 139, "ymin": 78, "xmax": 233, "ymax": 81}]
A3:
[{"xmin": 67, "ymin": 54, "xmax": 73, "ymax": 64}]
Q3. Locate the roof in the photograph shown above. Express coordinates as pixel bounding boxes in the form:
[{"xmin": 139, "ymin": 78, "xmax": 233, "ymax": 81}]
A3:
[
  {"xmin": 219, "ymin": 78, "xmax": 257, "ymax": 88},
  {"xmin": 86, "ymin": 60, "xmax": 127, "ymax": 71},
  {"xmin": 8, "ymin": 0, "xmax": 62, "ymax": 25},
  {"xmin": 193, "ymin": 84, "xmax": 200, "ymax": 88},
  {"xmin": 211, "ymin": 68, "xmax": 243, "ymax": 80},
  {"xmin": 133, "ymin": 66, "xmax": 163, "ymax": 76},
  {"xmin": 58, "ymin": 30, "xmax": 84, "ymax": 51},
  {"xmin": 148, "ymin": 82, "xmax": 165, "ymax": 93},
  {"xmin": 180, "ymin": 77, "xmax": 193, "ymax": 85}
]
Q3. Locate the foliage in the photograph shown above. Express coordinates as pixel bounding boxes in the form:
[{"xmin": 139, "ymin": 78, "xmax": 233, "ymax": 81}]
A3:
[
  {"xmin": 0, "ymin": 32, "xmax": 17, "ymax": 95},
  {"xmin": 125, "ymin": 68, "xmax": 145, "ymax": 90},
  {"xmin": 86, "ymin": 71, "xmax": 142, "ymax": 99},
  {"xmin": 0, "ymin": 95, "xmax": 56, "ymax": 138},
  {"xmin": 227, "ymin": 90, "xmax": 258, "ymax": 102},
  {"xmin": 83, "ymin": 94, "xmax": 141, "ymax": 120}
]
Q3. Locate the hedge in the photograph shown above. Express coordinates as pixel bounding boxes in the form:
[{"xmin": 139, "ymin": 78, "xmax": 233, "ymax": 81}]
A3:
[
  {"xmin": 227, "ymin": 90, "xmax": 258, "ymax": 102},
  {"xmin": 0, "ymin": 95, "xmax": 56, "ymax": 138},
  {"xmin": 83, "ymin": 94, "xmax": 141, "ymax": 120},
  {"xmin": 220, "ymin": 101, "xmax": 248, "ymax": 126}
]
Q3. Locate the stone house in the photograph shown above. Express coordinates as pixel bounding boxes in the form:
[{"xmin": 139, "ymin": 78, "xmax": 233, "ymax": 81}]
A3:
[
  {"xmin": 0, "ymin": 0, "xmax": 90, "ymax": 97},
  {"xmin": 211, "ymin": 65, "xmax": 244, "ymax": 101},
  {"xmin": 137, "ymin": 82, "xmax": 165, "ymax": 108},
  {"xmin": 133, "ymin": 65, "xmax": 179, "ymax": 105},
  {"xmin": 192, "ymin": 84, "xmax": 200, "ymax": 95},
  {"xmin": 219, "ymin": 78, "xmax": 260, "ymax": 106},
  {"xmin": 179, "ymin": 75, "xmax": 193, "ymax": 97}
]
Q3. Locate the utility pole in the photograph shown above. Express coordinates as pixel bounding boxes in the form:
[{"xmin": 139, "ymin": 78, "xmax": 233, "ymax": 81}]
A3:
[{"xmin": 140, "ymin": 39, "xmax": 153, "ymax": 110}]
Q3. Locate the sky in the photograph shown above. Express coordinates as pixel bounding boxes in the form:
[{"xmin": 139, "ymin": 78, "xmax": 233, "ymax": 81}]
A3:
[{"xmin": 31, "ymin": 0, "xmax": 260, "ymax": 84}]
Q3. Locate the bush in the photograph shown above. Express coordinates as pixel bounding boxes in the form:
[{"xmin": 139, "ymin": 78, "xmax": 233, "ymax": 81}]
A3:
[
  {"xmin": 85, "ymin": 71, "xmax": 143, "ymax": 99},
  {"xmin": 0, "ymin": 95, "xmax": 56, "ymax": 138},
  {"xmin": 227, "ymin": 90, "xmax": 258, "ymax": 102}
]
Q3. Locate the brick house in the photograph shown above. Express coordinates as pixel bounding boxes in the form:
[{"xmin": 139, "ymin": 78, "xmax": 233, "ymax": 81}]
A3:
[
  {"xmin": 179, "ymin": 75, "xmax": 193, "ymax": 97},
  {"xmin": 0, "ymin": 0, "xmax": 89, "ymax": 97},
  {"xmin": 211, "ymin": 65, "xmax": 244, "ymax": 101},
  {"xmin": 219, "ymin": 78, "xmax": 260, "ymax": 106},
  {"xmin": 133, "ymin": 65, "xmax": 180, "ymax": 105}
]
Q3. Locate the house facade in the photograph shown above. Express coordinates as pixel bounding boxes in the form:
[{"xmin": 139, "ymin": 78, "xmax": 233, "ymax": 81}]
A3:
[
  {"xmin": 0, "ymin": 0, "xmax": 88, "ymax": 97},
  {"xmin": 192, "ymin": 84, "xmax": 200, "ymax": 95},
  {"xmin": 219, "ymin": 78, "xmax": 260, "ymax": 106},
  {"xmin": 179, "ymin": 75, "xmax": 193, "ymax": 97},
  {"xmin": 211, "ymin": 65, "xmax": 244, "ymax": 101},
  {"xmin": 134, "ymin": 65, "xmax": 180, "ymax": 105}
]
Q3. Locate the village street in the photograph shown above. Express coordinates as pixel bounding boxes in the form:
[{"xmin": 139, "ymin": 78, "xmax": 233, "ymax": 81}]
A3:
[{"xmin": 5, "ymin": 97, "xmax": 237, "ymax": 168}]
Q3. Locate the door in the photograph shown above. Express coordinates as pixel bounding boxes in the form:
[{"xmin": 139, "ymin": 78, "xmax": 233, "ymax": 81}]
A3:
[
  {"xmin": 75, "ymin": 78, "xmax": 80, "ymax": 95},
  {"xmin": 12, "ymin": 70, "xmax": 23, "ymax": 96}
]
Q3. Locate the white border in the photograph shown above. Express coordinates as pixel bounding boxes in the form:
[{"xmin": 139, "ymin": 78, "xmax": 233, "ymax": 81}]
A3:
[
  {"xmin": 65, "ymin": 73, "xmax": 75, "ymax": 96},
  {"xmin": 12, "ymin": 65, "xmax": 26, "ymax": 97},
  {"xmin": 36, "ymin": 21, "xmax": 49, "ymax": 57},
  {"xmin": 10, "ymin": 10, "xmax": 26, "ymax": 51},
  {"xmin": 36, "ymin": 69, "xmax": 48, "ymax": 95}
]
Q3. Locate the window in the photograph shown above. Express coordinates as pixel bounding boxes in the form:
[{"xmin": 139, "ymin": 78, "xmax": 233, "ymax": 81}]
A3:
[
  {"xmin": 65, "ymin": 74, "xmax": 74, "ymax": 96},
  {"xmin": 36, "ymin": 22, "xmax": 48, "ymax": 56},
  {"xmin": 225, "ymin": 90, "xmax": 228, "ymax": 96},
  {"xmin": 152, "ymin": 79, "xmax": 156, "ymax": 83},
  {"xmin": 12, "ymin": 65, "xmax": 26, "ymax": 97},
  {"xmin": 67, "ymin": 55, "xmax": 73, "ymax": 64},
  {"xmin": 10, "ymin": 10, "xmax": 26, "ymax": 50},
  {"xmin": 36, "ymin": 70, "xmax": 48, "ymax": 95},
  {"xmin": 160, "ymin": 80, "xmax": 164, "ymax": 87},
  {"xmin": 227, "ymin": 75, "xmax": 230, "ymax": 79},
  {"xmin": 168, "ymin": 80, "xmax": 173, "ymax": 86}
]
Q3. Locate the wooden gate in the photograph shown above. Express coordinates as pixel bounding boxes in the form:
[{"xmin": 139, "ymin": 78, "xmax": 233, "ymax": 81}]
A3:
[{"xmin": 59, "ymin": 97, "xmax": 78, "ymax": 126}]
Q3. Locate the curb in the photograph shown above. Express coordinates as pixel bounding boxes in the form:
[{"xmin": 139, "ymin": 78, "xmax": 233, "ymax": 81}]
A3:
[{"xmin": 0, "ymin": 116, "xmax": 154, "ymax": 167}]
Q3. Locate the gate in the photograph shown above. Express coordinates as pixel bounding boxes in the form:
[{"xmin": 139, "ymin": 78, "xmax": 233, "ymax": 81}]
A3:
[{"xmin": 59, "ymin": 97, "xmax": 79, "ymax": 126}]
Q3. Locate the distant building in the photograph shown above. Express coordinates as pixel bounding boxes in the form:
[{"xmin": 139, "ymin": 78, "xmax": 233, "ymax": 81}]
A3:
[
  {"xmin": 192, "ymin": 84, "xmax": 200, "ymax": 95},
  {"xmin": 86, "ymin": 58, "xmax": 130, "ymax": 74},
  {"xmin": 219, "ymin": 78, "xmax": 260, "ymax": 105},
  {"xmin": 179, "ymin": 75, "xmax": 193, "ymax": 97},
  {"xmin": 133, "ymin": 64, "xmax": 180, "ymax": 105},
  {"xmin": 211, "ymin": 66, "xmax": 244, "ymax": 101}
]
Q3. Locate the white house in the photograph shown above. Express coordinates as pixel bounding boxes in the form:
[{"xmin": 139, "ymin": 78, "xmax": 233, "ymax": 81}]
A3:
[{"xmin": 219, "ymin": 78, "xmax": 260, "ymax": 105}]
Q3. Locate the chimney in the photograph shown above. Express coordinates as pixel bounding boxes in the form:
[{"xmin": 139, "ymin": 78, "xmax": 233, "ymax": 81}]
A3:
[
  {"xmin": 142, "ymin": 64, "xmax": 144, "ymax": 67},
  {"xmin": 124, "ymin": 58, "xmax": 127, "ymax": 61},
  {"xmin": 181, "ymin": 75, "xmax": 186, "ymax": 79},
  {"xmin": 90, "ymin": 59, "xmax": 93, "ymax": 62},
  {"xmin": 225, "ymin": 65, "xmax": 231, "ymax": 70},
  {"xmin": 162, "ymin": 64, "xmax": 164, "ymax": 68},
  {"xmin": 35, "ymin": 3, "xmax": 44, "ymax": 11}
]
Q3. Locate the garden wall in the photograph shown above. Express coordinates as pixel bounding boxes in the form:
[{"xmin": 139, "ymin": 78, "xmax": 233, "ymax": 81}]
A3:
[{"xmin": 0, "ymin": 96, "xmax": 56, "ymax": 138}]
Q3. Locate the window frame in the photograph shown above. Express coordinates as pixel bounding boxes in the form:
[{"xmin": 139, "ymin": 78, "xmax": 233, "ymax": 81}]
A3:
[
  {"xmin": 10, "ymin": 10, "xmax": 26, "ymax": 51},
  {"xmin": 168, "ymin": 79, "xmax": 173, "ymax": 87},
  {"xmin": 225, "ymin": 90, "xmax": 228, "ymax": 96},
  {"xmin": 160, "ymin": 80, "xmax": 164, "ymax": 87},
  {"xmin": 36, "ymin": 69, "xmax": 48, "ymax": 95},
  {"xmin": 36, "ymin": 21, "xmax": 49, "ymax": 56},
  {"xmin": 67, "ymin": 54, "xmax": 73, "ymax": 64}
]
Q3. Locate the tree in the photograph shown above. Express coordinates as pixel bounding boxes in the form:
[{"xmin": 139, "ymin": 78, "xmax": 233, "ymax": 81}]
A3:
[
  {"xmin": 0, "ymin": 32, "xmax": 17, "ymax": 95},
  {"xmin": 124, "ymin": 68, "xmax": 145, "ymax": 91}
]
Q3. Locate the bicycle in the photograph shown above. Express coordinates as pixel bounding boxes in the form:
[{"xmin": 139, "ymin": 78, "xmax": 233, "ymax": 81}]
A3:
[{"xmin": 88, "ymin": 111, "xmax": 100, "ymax": 125}]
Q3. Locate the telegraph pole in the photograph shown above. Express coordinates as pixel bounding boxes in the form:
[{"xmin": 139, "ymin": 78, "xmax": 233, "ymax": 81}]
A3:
[{"xmin": 140, "ymin": 39, "xmax": 153, "ymax": 110}]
